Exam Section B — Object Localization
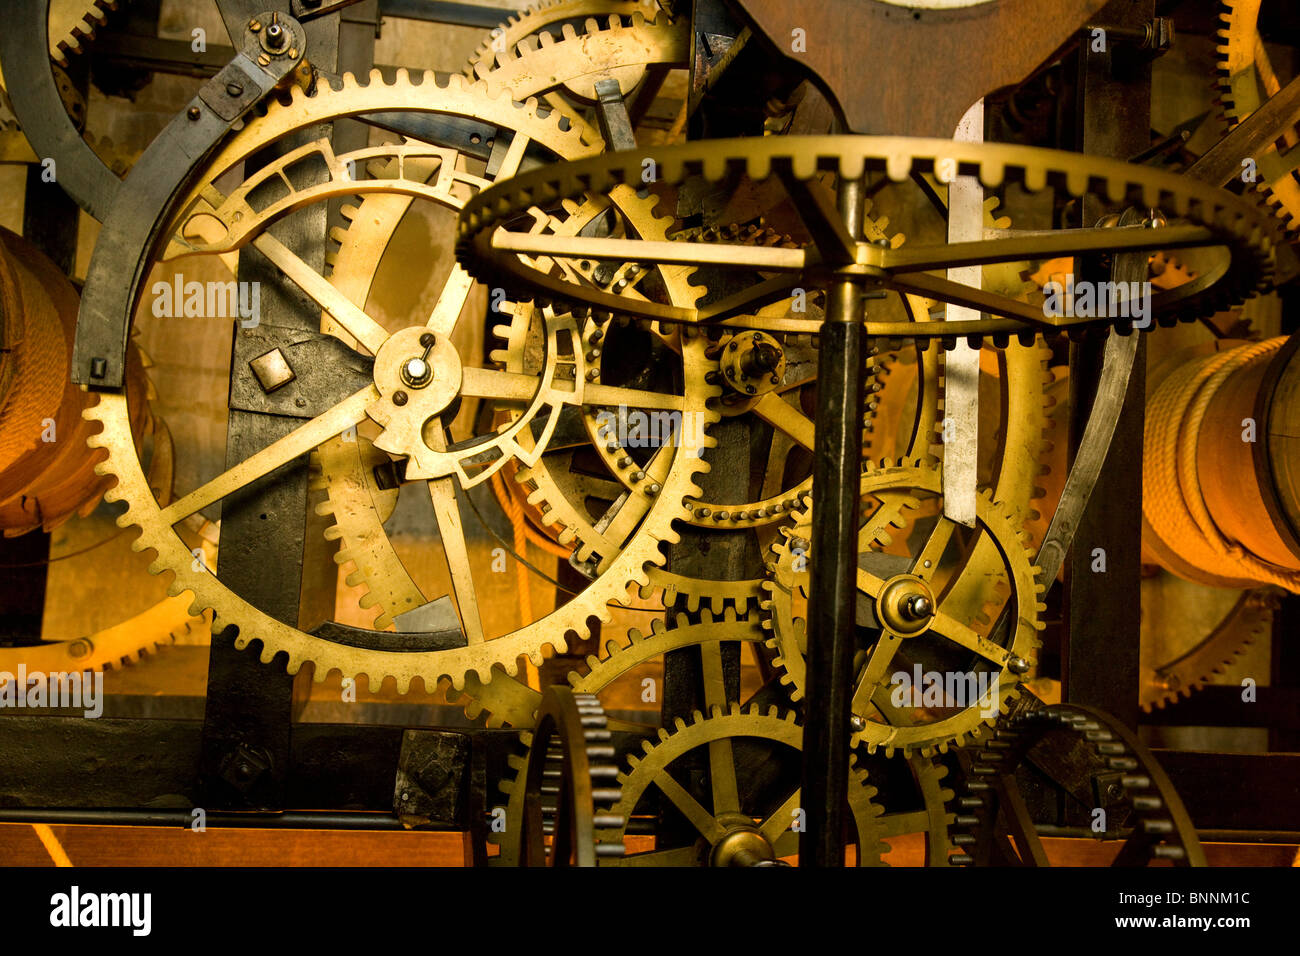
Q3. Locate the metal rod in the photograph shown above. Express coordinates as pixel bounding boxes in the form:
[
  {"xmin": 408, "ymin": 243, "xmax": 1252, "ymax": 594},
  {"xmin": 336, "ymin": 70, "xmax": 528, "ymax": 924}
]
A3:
[
  {"xmin": 378, "ymin": 0, "xmax": 523, "ymax": 28},
  {"xmin": 799, "ymin": 175, "xmax": 866, "ymax": 867},
  {"xmin": 0, "ymin": 809, "xmax": 409, "ymax": 830}
]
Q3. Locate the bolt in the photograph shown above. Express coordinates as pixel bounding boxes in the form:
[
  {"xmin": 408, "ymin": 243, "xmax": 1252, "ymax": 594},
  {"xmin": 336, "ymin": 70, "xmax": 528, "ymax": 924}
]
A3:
[
  {"xmin": 393, "ymin": 391, "xmax": 408, "ymax": 406},
  {"xmin": 226, "ymin": 82, "xmax": 244, "ymax": 97},
  {"xmin": 902, "ymin": 594, "xmax": 932, "ymax": 620},
  {"xmin": 264, "ymin": 20, "xmax": 287, "ymax": 49},
  {"xmin": 249, "ymin": 19, "xmax": 262, "ymax": 32},
  {"xmin": 850, "ymin": 715, "xmax": 867, "ymax": 732},
  {"xmin": 187, "ymin": 106, "xmax": 201, "ymax": 120},
  {"xmin": 419, "ymin": 332, "xmax": 435, "ymax": 348},
  {"xmin": 1007, "ymin": 655, "xmax": 1030, "ymax": 675},
  {"xmin": 741, "ymin": 342, "xmax": 782, "ymax": 377}
]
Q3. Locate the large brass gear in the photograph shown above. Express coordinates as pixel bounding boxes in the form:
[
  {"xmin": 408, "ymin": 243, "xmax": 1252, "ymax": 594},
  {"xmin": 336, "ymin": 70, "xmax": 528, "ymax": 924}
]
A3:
[
  {"xmin": 454, "ymin": 136, "xmax": 1275, "ymax": 338},
  {"xmin": 1215, "ymin": 0, "xmax": 1300, "ymax": 233},
  {"xmin": 317, "ymin": 18, "xmax": 707, "ymax": 638},
  {"xmin": 761, "ymin": 459, "xmax": 1046, "ymax": 757},
  {"xmin": 85, "ymin": 70, "xmax": 719, "ymax": 711}
]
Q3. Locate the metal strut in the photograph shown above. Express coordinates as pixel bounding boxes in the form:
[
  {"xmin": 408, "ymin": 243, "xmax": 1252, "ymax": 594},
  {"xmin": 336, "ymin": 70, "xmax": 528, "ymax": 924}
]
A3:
[{"xmin": 799, "ymin": 174, "xmax": 867, "ymax": 867}]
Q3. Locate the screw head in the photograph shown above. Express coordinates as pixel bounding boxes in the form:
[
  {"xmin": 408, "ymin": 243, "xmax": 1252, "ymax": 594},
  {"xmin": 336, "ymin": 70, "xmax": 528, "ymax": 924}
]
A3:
[
  {"xmin": 393, "ymin": 390, "xmax": 409, "ymax": 406},
  {"xmin": 1007, "ymin": 655, "xmax": 1030, "ymax": 675},
  {"xmin": 187, "ymin": 106, "xmax": 201, "ymax": 120}
]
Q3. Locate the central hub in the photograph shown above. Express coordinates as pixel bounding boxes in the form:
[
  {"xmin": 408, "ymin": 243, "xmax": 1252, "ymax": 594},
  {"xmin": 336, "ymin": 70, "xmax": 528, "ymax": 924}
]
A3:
[
  {"xmin": 374, "ymin": 327, "xmax": 460, "ymax": 413},
  {"xmin": 721, "ymin": 330, "xmax": 786, "ymax": 399},
  {"xmin": 371, "ymin": 327, "xmax": 464, "ymax": 456},
  {"xmin": 709, "ymin": 814, "xmax": 777, "ymax": 867},
  {"xmin": 875, "ymin": 574, "xmax": 937, "ymax": 636}
]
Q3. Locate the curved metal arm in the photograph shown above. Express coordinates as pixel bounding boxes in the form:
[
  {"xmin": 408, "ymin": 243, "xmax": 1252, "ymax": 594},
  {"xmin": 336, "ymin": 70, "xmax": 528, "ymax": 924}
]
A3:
[{"xmin": 71, "ymin": 12, "xmax": 305, "ymax": 388}]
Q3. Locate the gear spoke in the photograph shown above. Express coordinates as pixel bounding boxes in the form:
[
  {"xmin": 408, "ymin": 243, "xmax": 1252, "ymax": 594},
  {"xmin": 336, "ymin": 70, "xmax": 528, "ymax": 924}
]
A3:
[
  {"xmin": 752, "ymin": 392, "xmax": 815, "ymax": 450},
  {"xmin": 911, "ymin": 518, "xmax": 955, "ymax": 580},
  {"xmin": 928, "ymin": 612, "xmax": 1011, "ymax": 667},
  {"xmin": 427, "ymin": 473, "xmax": 485, "ymax": 644},
  {"xmin": 158, "ymin": 387, "xmax": 375, "ymax": 527},
  {"xmin": 884, "ymin": 272, "xmax": 1052, "ymax": 327},
  {"xmin": 652, "ymin": 770, "xmax": 727, "ymax": 843},
  {"xmin": 252, "ymin": 232, "xmax": 390, "ymax": 354},
  {"xmin": 759, "ymin": 791, "xmax": 801, "ymax": 844}
]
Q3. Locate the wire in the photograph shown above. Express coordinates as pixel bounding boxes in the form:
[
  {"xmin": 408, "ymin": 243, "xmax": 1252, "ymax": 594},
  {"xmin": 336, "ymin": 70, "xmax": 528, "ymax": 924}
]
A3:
[{"xmin": 0, "ymin": 527, "xmax": 127, "ymax": 568}]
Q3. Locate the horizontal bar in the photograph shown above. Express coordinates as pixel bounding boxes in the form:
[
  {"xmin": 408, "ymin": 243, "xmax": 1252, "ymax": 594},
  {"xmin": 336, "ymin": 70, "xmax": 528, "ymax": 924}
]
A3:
[{"xmin": 379, "ymin": 0, "xmax": 521, "ymax": 29}]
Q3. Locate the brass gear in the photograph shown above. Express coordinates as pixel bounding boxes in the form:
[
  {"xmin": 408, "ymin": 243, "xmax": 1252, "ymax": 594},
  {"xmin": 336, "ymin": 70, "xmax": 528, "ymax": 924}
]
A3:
[
  {"xmin": 465, "ymin": 0, "xmax": 666, "ymax": 81},
  {"xmin": 1215, "ymin": 0, "xmax": 1300, "ymax": 233},
  {"xmin": 491, "ymin": 610, "xmax": 768, "ymax": 863},
  {"xmin": 49, "ymin": 0, "xmax": 121, "ymax": 68},
  {"xmin": 86, "ymin": 70, "xmax": 717, "ymax": 710},
  {"xmin": 319, "ymin": 20, "xmax": 706, "ymax": 628},
  {"xmin": 455, "ymin": 135, "xmax": 1274, "ymax": 338},
  {"xmin": 596, "ymin": 706, "xmax": 887, "ymax": 866},
  {"xmin": 761, "ymin": 458, "xmax": 1045, "ymax": 757}
]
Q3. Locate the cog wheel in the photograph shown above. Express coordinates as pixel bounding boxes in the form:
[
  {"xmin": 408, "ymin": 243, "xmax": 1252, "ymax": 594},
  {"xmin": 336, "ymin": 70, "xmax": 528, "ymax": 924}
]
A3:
[
  {"xmin": 761, "ymin": 458, "xmax": 1046, "ymax": 757},
  {"xmin": 946, "ymin": 703, "xmax": 1206, "ymax": 866},
  {"xmin": 597, "ymin": 705, "xmax": 886, "ymax": 866},
  {"xmin": 455, "ymin": 136, "xmax": 1274, "ymax": 338},
  {"xmin": 498, "ymin": 687, "xmax": 626, "ymax": 866},
  {"xmin": 1215, "ymin": 0, "xmax": 1300, "ymax": 233},
  {"xmin": 1141, "ymin": 583, "xmax": 1277, "ymax": 711},
  {"xmin": 86, "ymin": 70, "xmax": 718, "ymax": 720},
  {"xmin": 490, "ymin": 610, "xmax": 767, "ymax": 862},
  {"xmin": 465, "ymin": 0, "xmax": 666, "ymax": 81},
  {"xmin": 49, "ymin": 0, "xmax": 121, "ymax": 68}
]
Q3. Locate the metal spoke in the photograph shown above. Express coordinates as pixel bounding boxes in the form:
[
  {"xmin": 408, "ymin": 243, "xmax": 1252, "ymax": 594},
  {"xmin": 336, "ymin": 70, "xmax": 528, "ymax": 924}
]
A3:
[
  {"xmin": 159, "ymin": 386, "xmax": 376, "ymax": 526},
  {"xmin": 426, "ymin": 430, "xmax": 484, "ymax": 644},
  {"xmin": 251, "ymin": 232, "xmax": 390, "ymax": 354},
  {"xmin": 752, "ymin": 392, "xmax": 815, "ymax": 450},
  {"xmin": 700, "ymin": 641, "xmax": 741, "ymax": 815},
  {"xmin": 652, "ymin": 771, "xmax": 726, "ymax": 843}
]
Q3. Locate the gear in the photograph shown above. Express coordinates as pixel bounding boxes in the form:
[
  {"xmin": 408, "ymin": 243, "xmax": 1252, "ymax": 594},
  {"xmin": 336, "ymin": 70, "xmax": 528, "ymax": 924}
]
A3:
[
  {"xmin": 465, "ymin": 0, "xmax": 666, "ymax": 81},
  {"xmin": 946, "ymin": 702, "xmax": 1206, "ymax": 866},
  {"xmin": 761, "ymin": 458, "xmax": 1046, "ymax": 757},
  {"xmin": 498, "ymin": 687, "xmax": 626, "ymax": 866},
  {"xmin": 49, "ymin": 0, "xmax": 121, "ymax": 68},
  {"xmin": 86, "ymin": 70, "xmax": 718, "ymax": 717},
  {"xmin": 455, "ymin": 135, "xmax": 1274, "ymax": 339},
  {"xmin": 1215, "ymin": 0, "xmax": 1300, "ymax": 233},
  {"xmin": 595, "ymin": 705, "xmax": 887, "ymax": 866}
]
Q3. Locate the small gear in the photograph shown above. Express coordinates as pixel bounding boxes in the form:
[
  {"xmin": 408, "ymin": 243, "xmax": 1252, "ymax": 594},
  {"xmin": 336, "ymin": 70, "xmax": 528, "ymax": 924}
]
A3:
[
  {"xmin": 761, "ymin": 458, "xmax": 1045, "ymax": 757},
  {"xmin": 595, "ymin": 705, "xmax": 887, "ymax": 866}
]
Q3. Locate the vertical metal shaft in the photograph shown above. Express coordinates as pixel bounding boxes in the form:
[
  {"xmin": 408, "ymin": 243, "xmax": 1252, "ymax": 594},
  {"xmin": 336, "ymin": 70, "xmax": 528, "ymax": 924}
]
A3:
[{"xmin": 799, "ymin": 175, "xmax": 866, "ymax": 867}]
